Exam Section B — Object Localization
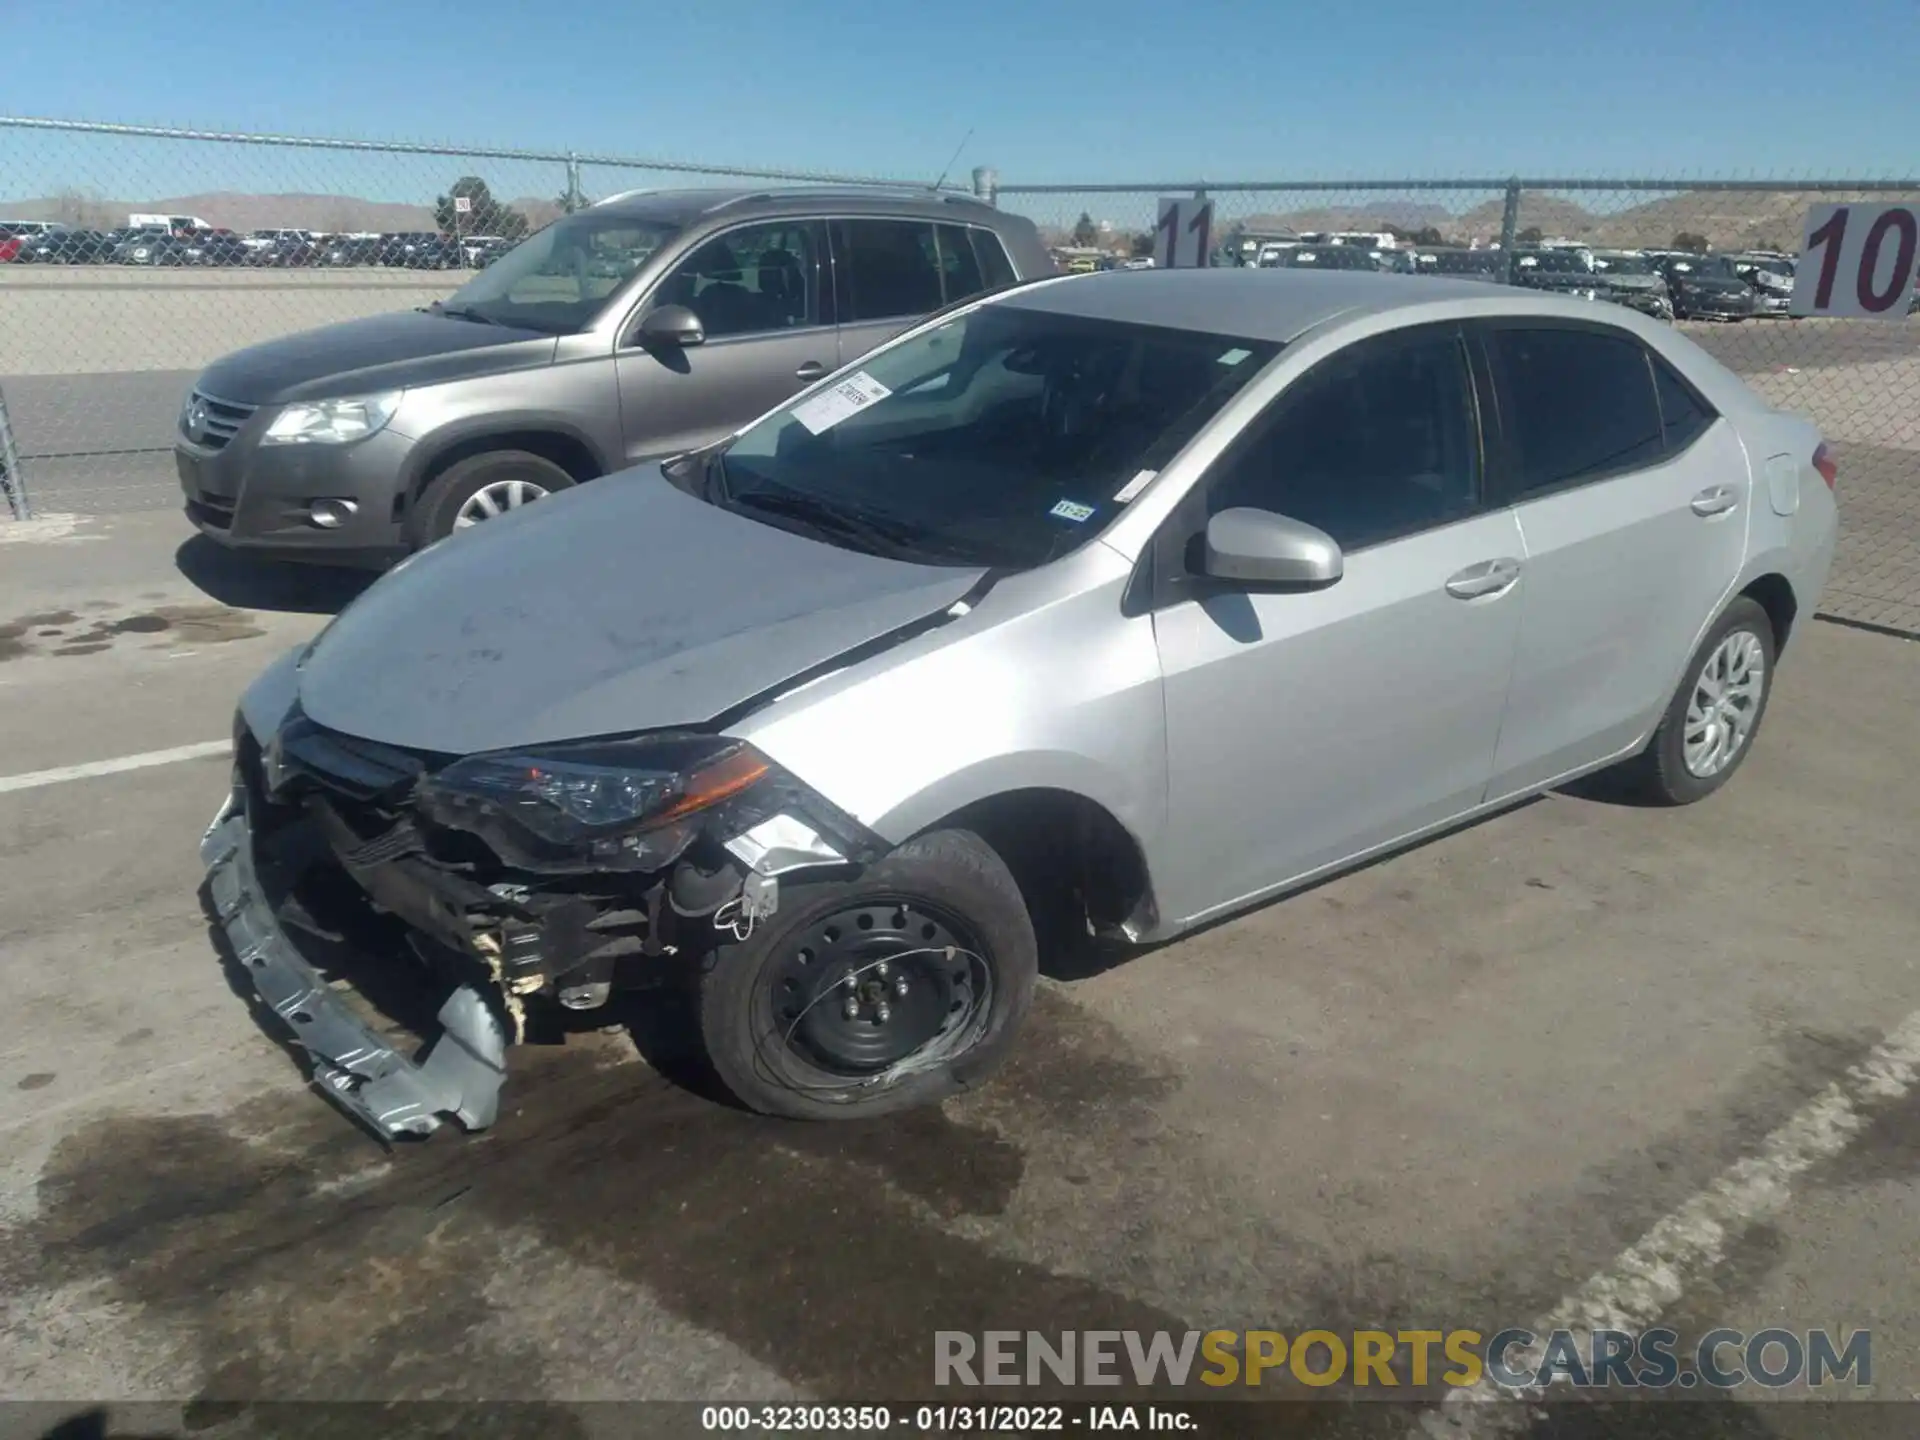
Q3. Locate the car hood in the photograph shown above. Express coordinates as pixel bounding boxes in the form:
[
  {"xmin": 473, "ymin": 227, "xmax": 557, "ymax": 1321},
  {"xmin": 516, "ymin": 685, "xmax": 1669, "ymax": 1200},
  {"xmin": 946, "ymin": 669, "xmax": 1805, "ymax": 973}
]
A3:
[
  {"xmin": 296, "ymin": 469, "xmax": 988, "ymax": 756},
  {"xmin": 194, "ymin": 309, "xmax": 557, "ymax": 406}
]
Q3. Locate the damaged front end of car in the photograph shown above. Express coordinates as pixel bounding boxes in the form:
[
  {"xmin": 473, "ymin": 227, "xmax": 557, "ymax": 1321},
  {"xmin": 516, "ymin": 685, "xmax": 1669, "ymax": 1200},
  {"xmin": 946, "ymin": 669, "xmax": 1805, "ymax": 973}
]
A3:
[{"xmin": 202, "ymin": 701, "xmax": 885, "ymax": 1141}]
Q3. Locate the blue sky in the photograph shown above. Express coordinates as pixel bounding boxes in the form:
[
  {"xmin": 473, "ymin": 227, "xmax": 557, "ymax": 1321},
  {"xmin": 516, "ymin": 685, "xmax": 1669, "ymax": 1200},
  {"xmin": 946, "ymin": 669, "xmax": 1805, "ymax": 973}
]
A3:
[{"xmin": 4, "ymin": 0, "xmax": 1918, "ymax": 195}]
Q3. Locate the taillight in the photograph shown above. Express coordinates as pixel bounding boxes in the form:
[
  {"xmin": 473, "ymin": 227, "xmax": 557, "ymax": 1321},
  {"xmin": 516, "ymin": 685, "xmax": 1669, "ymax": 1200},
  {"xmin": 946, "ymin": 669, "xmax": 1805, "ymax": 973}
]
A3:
[{"xmin": 1812, "ymin": 442, "xmax": 1838, "ymax": 490}]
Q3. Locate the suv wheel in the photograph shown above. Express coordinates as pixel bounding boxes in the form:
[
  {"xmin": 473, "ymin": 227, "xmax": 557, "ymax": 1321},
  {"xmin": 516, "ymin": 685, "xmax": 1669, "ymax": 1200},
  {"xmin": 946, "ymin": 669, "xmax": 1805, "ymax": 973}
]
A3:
[
  {"xmin": 695, "ymin": 828, "xmax": 1039, "ymax": 1120},
  {"xmin": 409, "ymin": 449, "xmax": 575, "ymax": 547}
]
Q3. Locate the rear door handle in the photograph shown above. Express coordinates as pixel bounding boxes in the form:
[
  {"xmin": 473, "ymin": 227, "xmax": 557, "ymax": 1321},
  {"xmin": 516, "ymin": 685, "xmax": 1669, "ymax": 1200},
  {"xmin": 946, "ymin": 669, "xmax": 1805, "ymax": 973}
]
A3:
[
  {"xmin": 1690, "ymin": 484, "xmax": 1739, "ymax": 517},
  {"xmin": 795, "ymin": 361, "xmax": 827, "ymax": 380},
  {"xmin": 1444, "ymin": 557, "xmax": 1524, "ymax": 600}
]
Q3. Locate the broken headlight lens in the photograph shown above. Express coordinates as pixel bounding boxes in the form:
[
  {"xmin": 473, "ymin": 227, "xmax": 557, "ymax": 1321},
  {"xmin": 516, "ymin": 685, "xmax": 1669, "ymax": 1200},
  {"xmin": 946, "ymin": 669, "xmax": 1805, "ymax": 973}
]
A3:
[{"xmin": 415, "ymin": 734, "xmax": 771, "ymax": 871}]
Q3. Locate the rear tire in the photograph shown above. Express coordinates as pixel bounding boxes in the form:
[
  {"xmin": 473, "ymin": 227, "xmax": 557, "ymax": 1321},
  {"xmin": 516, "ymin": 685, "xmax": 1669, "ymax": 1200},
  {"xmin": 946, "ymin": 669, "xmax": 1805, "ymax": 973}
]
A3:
[
  {"xmin": 407, "ymin": 449, "xmax": 575, "ymax": 547},
  {"xmin": 695, "ymin": 828, "xmax": 1038, "ymax": 1120},
  {"xmin": 1612, "ymin": 596, "xmax": 1777, "ymax": 805}
]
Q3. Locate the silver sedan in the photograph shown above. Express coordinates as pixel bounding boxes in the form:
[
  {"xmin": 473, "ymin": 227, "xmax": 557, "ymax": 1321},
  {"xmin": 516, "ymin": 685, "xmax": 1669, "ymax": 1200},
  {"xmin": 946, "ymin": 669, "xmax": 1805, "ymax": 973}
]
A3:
[{"xmin": 207, "ymin": 267, "xmax": 1839, "ymax": 1135}]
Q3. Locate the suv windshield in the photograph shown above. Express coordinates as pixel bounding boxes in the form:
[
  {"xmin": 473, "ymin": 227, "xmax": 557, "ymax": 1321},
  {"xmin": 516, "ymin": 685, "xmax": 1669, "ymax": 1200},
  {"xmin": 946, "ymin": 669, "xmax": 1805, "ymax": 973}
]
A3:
[
  {"xmin": 441, "ymin": 214, "xmax": 680, "ymax": 332},
  {"xmin": 704, "ymin": 304, "xmax": 1280, "ymax": 569}
]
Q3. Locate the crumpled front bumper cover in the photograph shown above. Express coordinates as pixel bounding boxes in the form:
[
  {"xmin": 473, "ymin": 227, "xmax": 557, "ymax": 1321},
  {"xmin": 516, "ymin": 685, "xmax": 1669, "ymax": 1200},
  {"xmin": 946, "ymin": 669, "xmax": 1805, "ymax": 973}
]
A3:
[{"xmin": 201, "ymin": 787, "xmax": 510, "ymax": 1141}]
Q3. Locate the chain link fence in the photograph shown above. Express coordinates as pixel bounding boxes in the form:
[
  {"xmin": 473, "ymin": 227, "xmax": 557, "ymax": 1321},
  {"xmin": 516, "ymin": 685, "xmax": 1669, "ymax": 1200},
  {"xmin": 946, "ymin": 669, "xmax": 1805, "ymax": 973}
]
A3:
[
  {"xmin": 998, "ymin": 178, "xmax": 1920, "ymax": 636},
  {"xmin": 2, "ymin": 118, "xmax": 1916, "ymax": 634}
]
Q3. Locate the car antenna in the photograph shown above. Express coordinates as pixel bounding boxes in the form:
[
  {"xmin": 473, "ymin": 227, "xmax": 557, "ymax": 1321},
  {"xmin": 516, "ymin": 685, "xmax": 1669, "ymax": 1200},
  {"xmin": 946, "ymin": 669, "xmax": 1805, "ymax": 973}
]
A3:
[{"xmin": 930, "ymin": 128, "xmax": 975, "ymax": 192}]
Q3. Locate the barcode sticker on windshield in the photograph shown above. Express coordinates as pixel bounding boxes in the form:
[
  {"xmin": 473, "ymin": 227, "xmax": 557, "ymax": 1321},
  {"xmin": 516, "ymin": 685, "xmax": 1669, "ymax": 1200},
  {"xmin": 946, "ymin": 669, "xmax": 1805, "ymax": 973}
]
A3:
[
  {"xmin": 792, "ymin": 371, "xmax": 892, "ymax": 435},
  {"xmin": 1217, "ymin": 348, "xmax": 1252, "ymax": 366},
  {"xmin": 1112, "ymin": 469, "xmax": 1157, "ymax": 504}
]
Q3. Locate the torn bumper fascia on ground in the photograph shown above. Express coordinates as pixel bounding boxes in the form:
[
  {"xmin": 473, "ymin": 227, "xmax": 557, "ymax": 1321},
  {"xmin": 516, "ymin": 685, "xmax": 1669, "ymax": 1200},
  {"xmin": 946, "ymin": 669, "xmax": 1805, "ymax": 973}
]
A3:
[{"xmin": 201, "ymin": 789, "xmax": 509, "ymax": 1141}]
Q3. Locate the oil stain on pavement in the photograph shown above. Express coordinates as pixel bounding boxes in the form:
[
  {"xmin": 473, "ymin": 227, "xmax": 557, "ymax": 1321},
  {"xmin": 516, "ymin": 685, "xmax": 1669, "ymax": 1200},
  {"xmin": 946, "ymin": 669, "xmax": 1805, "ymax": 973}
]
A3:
[
  {"xmin": 0, "ymin": 987, "xmax": 1433, "ymax": 1440},
  {"xmin": 0, "ymin": 603, "xmax": 264, "ymax": 661}
]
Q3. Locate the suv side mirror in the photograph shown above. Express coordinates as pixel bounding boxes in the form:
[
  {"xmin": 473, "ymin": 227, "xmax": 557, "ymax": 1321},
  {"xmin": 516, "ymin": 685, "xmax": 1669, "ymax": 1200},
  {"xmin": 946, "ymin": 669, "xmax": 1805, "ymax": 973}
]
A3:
[
  {"xmin": 1200, "ymin": 508, "xmax": 1343, "ymax": 589},
  {"xmin": 636, "ymin": 304, "xmax": 705, "ymax": 348}
]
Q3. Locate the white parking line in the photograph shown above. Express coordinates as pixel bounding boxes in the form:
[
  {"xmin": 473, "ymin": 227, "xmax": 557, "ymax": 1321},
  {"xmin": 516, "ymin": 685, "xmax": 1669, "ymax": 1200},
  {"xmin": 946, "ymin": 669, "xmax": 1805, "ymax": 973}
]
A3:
[
  {"xmin": 1416, "ymin": 1006, "xmax": 1920, "ymax": 1437},
  {"xmin": 0, "ymin": 739, "xmax": 228, "ymax": 794}
]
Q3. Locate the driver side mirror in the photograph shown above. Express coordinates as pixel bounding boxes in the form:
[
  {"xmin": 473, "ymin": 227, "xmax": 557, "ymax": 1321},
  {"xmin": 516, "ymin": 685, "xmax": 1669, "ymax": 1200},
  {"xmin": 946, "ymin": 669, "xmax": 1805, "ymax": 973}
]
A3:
[
  {"xmin": 1198, "ymin": 508, "xmax": 1343, "ymax": 589},
  {"xmin": 636, "ymin": 304, "xmax": 705, "ymax": 348}
]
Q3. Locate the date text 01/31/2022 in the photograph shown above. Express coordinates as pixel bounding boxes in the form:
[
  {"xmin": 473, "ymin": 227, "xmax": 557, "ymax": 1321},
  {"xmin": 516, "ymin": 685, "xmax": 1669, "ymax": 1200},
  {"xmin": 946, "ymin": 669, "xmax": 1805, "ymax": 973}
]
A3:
[{"xmin": 700, "ymin": 1404, "xmax": 1196, "ymax": 1431}]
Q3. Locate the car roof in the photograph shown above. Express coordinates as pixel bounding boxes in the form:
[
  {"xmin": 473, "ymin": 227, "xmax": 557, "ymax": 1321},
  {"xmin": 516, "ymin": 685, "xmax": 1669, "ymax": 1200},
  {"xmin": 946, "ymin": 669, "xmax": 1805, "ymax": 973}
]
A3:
[
  {"xmin": 995, "ymin": 267, "xmax": 1508, "ymax": 341},
  {"xmin": 589, "ymin": 185, "xmax": 1005, "ymax": 226}
]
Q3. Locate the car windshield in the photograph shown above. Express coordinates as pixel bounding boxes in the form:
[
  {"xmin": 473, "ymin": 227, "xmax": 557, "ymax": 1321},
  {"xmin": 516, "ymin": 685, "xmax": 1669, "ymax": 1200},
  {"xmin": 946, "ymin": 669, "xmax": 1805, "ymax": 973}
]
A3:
[
  {"xmin": 441, "ymin": 213, "xmax": 680, "ymax": 332},
  {"xmin": 1592, "ymin": 253, "xmax": 1652, "ymax": 275},
  {"xmin": 1668, "ymin": 255, "xmax": 1736, "ymax": 278},
  {"xmin": 1285, "ymin": 246, "xmax": 1379, "ymax": 270},
  {"xmin": 704, "ymin": 304, "xmax": 1280, "ymax": 569},
  {"xmin": 1517, "ymin": 251, "xmax": 1591, "ymax": 273}
]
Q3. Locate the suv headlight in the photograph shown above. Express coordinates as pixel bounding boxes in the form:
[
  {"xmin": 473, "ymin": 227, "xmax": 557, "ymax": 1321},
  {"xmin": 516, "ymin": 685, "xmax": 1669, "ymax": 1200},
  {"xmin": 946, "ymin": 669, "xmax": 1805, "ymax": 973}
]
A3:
[{"xmin": 263, "ymin": 390, "xmax": 403, "ymax": 445}]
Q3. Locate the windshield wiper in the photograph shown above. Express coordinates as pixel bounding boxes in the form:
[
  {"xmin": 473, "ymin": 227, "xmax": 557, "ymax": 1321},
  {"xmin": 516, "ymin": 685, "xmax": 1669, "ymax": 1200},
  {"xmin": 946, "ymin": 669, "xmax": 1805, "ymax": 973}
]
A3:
[
  {"xmin": 730, "ymin": 488, "xmax": 959, "ymax": 562},
  {"xmin": 435, "ymin": 304, "xmax": 506, "ymax": 327}
]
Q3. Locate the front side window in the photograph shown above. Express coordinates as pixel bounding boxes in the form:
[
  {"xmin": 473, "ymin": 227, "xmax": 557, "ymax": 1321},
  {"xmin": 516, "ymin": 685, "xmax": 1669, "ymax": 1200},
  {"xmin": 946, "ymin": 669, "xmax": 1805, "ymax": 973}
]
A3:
[
  {"xmin": 650, "ymin": 220, "xmax": 823, "ymax": 340},
  {"xmin": 1208, "ymin": 328, "xmax": 1480, "ymax": 551},
  {"xmin": 837, "ymin": 219, "xmax": 946, "ymax": 322},
  {"xmin": 702, "ymin": 304, "xmax": 1279, "ymax": 568},
  {"xmin": 443, "ymin": 213, "xmax": 679, "ymax": 332},
  {"xmin": 1487, "ymin": 327, "xmax": 1664, "ymax": 499}
]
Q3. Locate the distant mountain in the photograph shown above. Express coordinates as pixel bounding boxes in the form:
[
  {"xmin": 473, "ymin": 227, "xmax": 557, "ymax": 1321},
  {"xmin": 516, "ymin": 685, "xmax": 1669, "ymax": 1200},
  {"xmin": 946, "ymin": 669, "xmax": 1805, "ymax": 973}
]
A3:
[{"xmin": 4, "ymin": 190, "xmax": 563, "ymax": 234}]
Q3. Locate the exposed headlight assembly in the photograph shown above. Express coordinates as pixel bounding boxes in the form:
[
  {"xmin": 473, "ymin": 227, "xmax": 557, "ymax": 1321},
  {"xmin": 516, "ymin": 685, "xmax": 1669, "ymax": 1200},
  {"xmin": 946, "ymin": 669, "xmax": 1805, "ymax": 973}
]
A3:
[
  {"xmin": 263, "ymin": 390, "xmax": 403, "ymax": 445},
  {"xmin": 413, "ymin": 733, "xmax": 864, "ymax": 875}
]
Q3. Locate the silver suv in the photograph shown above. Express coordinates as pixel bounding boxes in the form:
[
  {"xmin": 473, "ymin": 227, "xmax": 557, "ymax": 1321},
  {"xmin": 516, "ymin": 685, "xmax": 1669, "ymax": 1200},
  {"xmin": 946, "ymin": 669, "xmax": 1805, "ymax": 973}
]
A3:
[{"xmin": 174, "ymin": 188, "xmax": 1050, "ymax": 563}]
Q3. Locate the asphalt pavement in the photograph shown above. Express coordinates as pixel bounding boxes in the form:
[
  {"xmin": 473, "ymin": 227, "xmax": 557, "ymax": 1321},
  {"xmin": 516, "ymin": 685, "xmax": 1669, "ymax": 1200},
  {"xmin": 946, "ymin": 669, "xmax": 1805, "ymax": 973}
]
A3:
[{"xmin": 0, "ymin": 511, "xmax": 1915, "ymax": 1438}]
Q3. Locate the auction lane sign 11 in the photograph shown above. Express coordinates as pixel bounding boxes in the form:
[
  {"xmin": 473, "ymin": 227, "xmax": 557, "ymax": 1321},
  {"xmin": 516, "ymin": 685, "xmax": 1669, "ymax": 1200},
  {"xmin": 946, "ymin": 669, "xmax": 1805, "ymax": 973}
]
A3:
[
  {"xmin": 1153, "ymin": 196, "xmax": 1215, "ymax": 269},
  {"xmin": 1791, "ymin": 201, "xmax": 1920, "ymax": 317}
]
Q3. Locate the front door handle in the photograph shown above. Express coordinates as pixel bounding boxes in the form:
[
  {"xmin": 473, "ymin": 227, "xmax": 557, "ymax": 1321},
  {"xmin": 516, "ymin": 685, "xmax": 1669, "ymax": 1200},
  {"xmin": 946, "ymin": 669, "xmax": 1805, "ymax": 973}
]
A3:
[
  {"xmin": 795, "ymin": 361, "xmax": 827, "ymax": 380},
  {"xmin": 1690, "ymin": 484, "xmax": 1739, "ymax": 517},
  {"xmin": 1444, "ymin": 557, "xmax": 1524, "ymax": 600}
]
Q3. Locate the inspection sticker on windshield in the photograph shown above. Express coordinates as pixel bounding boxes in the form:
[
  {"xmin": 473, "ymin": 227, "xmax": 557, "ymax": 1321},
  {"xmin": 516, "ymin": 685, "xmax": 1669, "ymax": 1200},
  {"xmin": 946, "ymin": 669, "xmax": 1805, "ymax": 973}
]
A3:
[
  {"xmin": 1217, "ymin": 347, "xmax": 1252, "ymax": 366},
  {"xmin": 1050, "ymin": 499, "xmax": 1096, "ymax": 523},
  {"xmin": 792, "ymin": 371, "xmax": 892, "ymax": 434}
]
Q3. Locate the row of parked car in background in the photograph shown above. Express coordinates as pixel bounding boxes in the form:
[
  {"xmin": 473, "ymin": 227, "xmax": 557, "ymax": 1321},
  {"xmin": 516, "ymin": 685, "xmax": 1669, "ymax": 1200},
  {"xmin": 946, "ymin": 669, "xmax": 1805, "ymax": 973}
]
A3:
[
  {"xmin": 1221, "ymin": 232, "xmax": 1806, "ymax": 322},
  {"xmin": 0, "ymin": 216, "xmax": 515, "ymax": 269}
]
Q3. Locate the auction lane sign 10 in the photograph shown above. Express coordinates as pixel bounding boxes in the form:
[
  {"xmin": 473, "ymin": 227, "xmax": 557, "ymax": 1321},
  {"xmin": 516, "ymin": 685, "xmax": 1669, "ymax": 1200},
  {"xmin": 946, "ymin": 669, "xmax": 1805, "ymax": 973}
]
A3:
[{"xmin": 1791, "ymin": 202, "xmax": 1920, "ymax": 317}]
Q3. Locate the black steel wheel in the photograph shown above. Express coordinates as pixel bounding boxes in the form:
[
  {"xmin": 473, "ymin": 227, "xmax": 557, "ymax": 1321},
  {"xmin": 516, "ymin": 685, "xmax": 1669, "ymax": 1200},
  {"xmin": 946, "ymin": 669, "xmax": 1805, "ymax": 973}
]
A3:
[
  {"xmin": 766, "ymin": 899, "xmax": 984, "ymax": 1075},
  {"xmin": 696, "ymin": 828, "xmax": 1038, "ymax": 1120}
]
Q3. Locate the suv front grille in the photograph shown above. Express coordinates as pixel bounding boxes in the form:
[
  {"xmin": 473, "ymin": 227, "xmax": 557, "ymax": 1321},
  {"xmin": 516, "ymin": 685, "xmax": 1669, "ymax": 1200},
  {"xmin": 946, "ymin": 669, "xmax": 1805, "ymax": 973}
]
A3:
[{"xmin": 183, "ymin": 391, "xmax": 257, "ymax": 451}]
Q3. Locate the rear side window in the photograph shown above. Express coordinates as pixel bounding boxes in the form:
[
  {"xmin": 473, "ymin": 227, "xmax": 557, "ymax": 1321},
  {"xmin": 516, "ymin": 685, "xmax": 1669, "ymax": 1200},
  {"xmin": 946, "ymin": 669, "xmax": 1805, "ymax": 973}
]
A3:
[
  {"xmin": 1488, "ymin": 327, "xmax": 1664, "ymax": 500},
  {"xmin": 838, "ymin": 219, "xmax": 945, "ymax": 322},
  {"xmin": 1652, "ymin": 355, "xmax": 1717, "ymax": 453},
  {"xmin": 970, "ymin": 227, "xmax": 1019, "ymax": 288},
  {"xmin": 933, "ymin": 223, "xmax": 987, "ymax": 303}
]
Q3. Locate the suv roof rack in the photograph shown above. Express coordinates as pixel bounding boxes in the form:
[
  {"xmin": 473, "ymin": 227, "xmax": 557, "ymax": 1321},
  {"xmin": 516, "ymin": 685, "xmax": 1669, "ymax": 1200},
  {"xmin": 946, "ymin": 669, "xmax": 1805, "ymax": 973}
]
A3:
[{"xmin": 697, "ymin": 186, "xmax": 992, "ymax": 216}]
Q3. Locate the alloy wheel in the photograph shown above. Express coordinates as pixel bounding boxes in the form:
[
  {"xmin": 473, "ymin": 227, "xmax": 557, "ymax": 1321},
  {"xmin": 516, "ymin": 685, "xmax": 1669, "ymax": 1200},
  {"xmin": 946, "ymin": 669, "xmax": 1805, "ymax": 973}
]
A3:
[
  {"xmin": 1683, "ymin": 628, "xmax": 1766, "ymax": 778},
  {"xmin": 453, "ymin": 478, "xmax": 549, "ymax": 529}
]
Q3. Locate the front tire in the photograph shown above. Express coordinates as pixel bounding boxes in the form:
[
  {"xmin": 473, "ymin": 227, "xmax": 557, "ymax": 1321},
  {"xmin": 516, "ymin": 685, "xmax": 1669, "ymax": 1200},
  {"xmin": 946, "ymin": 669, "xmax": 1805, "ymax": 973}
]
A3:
[
  {"xmin": 696, "ymin": 828, "xmax": 1038, "ymax": 1120},
  {"xmin": 1614, "ymin": 596, "xmax": 1777, "ymax": 805},
  {"xmin": 408, "ymin": 449, "xmax": 574, "ymax": 547}
]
